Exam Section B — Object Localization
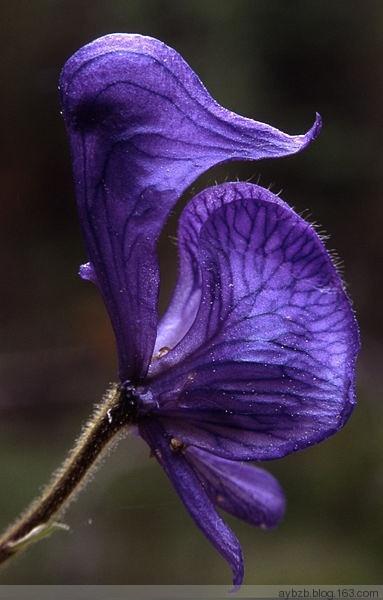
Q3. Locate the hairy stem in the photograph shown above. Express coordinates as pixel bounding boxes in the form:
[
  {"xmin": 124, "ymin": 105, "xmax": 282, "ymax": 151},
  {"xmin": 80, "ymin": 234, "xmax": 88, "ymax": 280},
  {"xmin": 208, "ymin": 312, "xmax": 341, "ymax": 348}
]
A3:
[{"xmin": 0, "ymin": 383, "xmax": 133, "ymax": 566}]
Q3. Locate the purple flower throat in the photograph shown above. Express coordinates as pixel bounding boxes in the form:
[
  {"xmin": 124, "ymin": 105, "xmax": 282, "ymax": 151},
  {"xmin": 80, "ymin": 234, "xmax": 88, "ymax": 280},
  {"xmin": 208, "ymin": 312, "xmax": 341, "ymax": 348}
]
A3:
[{"xmin": 60, "ymin": 34, "xmax": 359, "ymax": 586}]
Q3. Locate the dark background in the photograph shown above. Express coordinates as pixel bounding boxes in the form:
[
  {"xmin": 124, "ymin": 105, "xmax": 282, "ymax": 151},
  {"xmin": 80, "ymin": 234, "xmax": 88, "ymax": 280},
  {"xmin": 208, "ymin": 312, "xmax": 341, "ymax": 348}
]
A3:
[{"xmin": 0, "ymin": 0, "xmax": 382, "ymax": 585}]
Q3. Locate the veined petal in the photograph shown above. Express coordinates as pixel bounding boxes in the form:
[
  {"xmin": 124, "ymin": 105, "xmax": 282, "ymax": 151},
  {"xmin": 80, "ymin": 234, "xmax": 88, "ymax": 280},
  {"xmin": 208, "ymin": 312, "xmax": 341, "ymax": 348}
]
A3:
[
  {"xmin": 60, "ymin": 33, "xmax": 320, "ymax": 380},
  {"xmin": 185, "ymin": 446, "xmax": 285, "ymax": 528},
  {"xmin": 139, "ymin": 419, "xmax": 244, "ymax": 586},
  {"xmin": 149, "ymin": 182, "xmax": 359, "ymax": 459}
]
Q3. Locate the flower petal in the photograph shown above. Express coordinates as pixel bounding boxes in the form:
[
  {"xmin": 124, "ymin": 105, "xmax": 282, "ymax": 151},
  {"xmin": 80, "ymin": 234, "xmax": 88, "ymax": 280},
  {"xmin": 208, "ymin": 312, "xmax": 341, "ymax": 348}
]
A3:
[
  {"xmin": 149, "ymin": 182, "xmax": 359, "ymax": 459},
  {"xmin": 139, "ymin": 419, "xmax": 244, "ymax": 586},
  {"xmin": 60, "ymin": 33, "xmax": 321, "ymax": 380},
  {"xmin": 185, "ymin": 446, "xmax": 285, "ymax": 528},
  {"xmin": 79, "ymin": 261, "xmax": 98, "ymax": 284}
]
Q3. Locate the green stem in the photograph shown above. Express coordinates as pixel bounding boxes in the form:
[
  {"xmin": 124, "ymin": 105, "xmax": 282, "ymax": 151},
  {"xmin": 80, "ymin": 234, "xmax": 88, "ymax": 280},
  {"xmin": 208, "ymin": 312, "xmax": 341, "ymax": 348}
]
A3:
[{"xmin": 0, "ymin": 383, "xmax": 132, "ymax": 566}]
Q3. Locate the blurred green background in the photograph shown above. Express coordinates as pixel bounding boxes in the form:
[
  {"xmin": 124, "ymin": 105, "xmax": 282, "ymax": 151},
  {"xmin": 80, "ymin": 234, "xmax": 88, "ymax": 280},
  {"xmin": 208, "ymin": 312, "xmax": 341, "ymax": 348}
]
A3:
[{"xmin": 0, "ymin": 0, "xmax": 382, "ymax": 585}]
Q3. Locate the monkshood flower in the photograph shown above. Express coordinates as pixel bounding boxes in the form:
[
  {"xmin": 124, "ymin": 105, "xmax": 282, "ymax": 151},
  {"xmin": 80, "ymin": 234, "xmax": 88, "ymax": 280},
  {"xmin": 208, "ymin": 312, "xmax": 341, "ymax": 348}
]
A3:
[{"xmin": 58, "ymin": 34, "xmax": 359, "ymax": 585}]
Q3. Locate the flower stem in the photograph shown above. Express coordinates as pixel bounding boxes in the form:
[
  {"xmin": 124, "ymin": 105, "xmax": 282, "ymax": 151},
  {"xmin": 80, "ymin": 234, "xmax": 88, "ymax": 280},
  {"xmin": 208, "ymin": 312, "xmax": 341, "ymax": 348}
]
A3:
[{"xmin": 0, "ymin": 383, "xmax": 133, "ymax": 566}]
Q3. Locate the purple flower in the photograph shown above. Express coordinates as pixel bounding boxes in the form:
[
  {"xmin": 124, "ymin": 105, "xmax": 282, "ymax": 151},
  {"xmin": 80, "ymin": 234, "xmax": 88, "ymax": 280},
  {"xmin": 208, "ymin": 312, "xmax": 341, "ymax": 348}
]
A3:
[{"xmin": 60, "ymin": 34, "xmax": 359, "ymax": 586}]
